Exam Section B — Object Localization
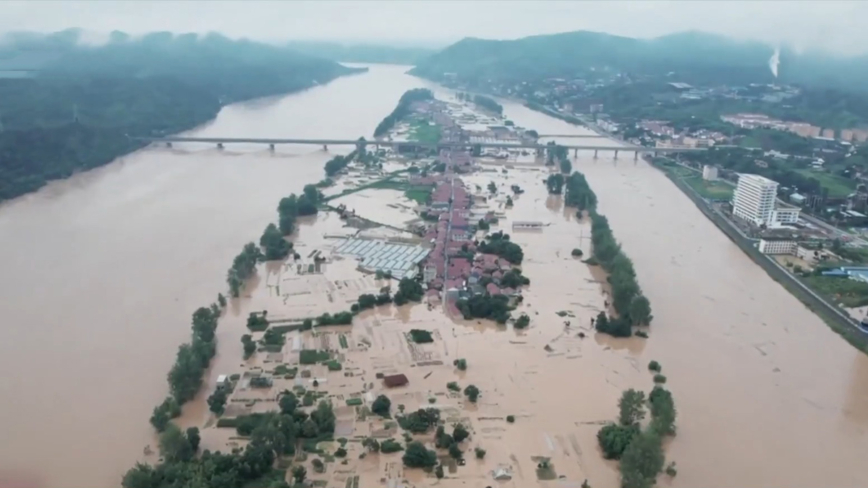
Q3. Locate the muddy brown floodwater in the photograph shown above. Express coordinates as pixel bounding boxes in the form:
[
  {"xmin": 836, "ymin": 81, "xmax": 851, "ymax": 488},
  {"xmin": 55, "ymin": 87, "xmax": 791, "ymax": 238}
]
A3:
[
  {"xmin": 497, "ymin": 102, "xmax": 868, "ymax": 487},
  {"xmin": 1, "ymin": 64, "xmax": 867, "ymax": 488}
]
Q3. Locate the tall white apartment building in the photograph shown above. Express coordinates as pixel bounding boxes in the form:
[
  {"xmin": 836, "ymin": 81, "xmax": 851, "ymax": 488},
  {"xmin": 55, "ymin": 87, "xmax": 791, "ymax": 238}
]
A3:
[{"xmin": 732, "ymin": 174, "xmax": 779, "ymax": 226}]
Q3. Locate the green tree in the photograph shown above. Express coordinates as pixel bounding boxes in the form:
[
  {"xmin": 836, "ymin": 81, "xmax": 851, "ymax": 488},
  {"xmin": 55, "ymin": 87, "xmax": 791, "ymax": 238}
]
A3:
[
  {"xmin": 514, "ymin": 314, "xmax": 530, "ymax": 329},
  {"xmin": 629, "ymin": 295, "xmax": 653, "ymax": 325},
  {"xmin": 453, "ymin": 358, "xmax": 467, "ymax": 371},
  {"xmin": 217, "ymin": 293, "xmax": 227, "ymax": 308},
  {"xmin": 291, "ymin": 465, "xmax": 307, "ymax": 484},
  {"xmin": 618, "ymin": 389, "xmax": 646, "ymax": 427},
  {"xmin": 403, "ymin": 441, "xmax": 438, "ymax": 468},
  {"xmin": 619, "ymin": 430, "xmax": 664, "ymax": 488},
  {"xmin": 259, "ymin": 223, "xmax": 292, "ymax": 260},
  {"xmin": 464, "ymin": 385, "xmax": 480, "ymax": 403},
  {"xmin": 121, "ymin": 463, "xmax": 157, "ymax": 488},
  {"xmin": 475, "ymin": 447, "xmax": 486, "ymax": 459},
  {"xmin": 279, "ymin": 392, "xmax": 298, "ymax": 415},
  {"xmin": 649, "ymin": 386, "xmax": 677, "ymax": 436},
  {"xmin": 448, "ymin": 443, "xmax": 463, "ymax": 460},
  {"xmin": 311, "ymin": 401, "xmax": 336, "ymax": 434},
  {"xmin": 453, "ymin": 423, "xmax": 470, "ymax": 443},
  {"xmin": 596, "ymin": 423, "xmax": 638, "ymax": 460},
  {"xmin": 159, "ymin": 424, "xmax": 193, "ymax": 463},
  {"xmin": 363, "ymin": 437, "xmax": 380, "ymax": 452},
  {"xmin": 372, "ymin": 394, "xmax": 392, "ymax": 417},
  {"xmin": 435, "ymin": 464, "xmax": 445, "ymax": 478},
  {"xmin": 207, "ymin": 387, "xmax": 228, "ymax": 415},
  {"xmin": 546, "ymin": 173, "xmax": 565, "ymax": 194},
  {"xmin": 301, "ymin": 418, "xmax": 318, "ymax": 438},
  {"xmin": 186, "ymin": 427, "xmax": 201, "ymax": 452},
  {"xmin": 241, "ymin": 333, "xmax": 257, "ymax": 358}
]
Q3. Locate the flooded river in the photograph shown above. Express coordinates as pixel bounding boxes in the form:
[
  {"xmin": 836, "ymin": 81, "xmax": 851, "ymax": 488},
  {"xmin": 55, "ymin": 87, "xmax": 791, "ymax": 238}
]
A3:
[{"xmin": 0, "ymin": 64, "xmax": 867, "ymax": 488}]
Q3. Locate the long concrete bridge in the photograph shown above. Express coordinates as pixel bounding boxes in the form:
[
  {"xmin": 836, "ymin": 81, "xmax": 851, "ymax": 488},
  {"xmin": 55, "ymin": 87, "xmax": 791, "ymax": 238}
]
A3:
[{"xmin": 136, "ymin": 136, "xmax": 706, "ymax": 159}]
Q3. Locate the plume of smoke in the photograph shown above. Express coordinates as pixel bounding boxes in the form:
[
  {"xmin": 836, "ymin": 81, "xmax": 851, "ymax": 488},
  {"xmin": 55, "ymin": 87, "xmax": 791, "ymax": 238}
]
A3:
[{"xmin": 769, "ymin": 46, "xmax": 780, "ymax": 78}]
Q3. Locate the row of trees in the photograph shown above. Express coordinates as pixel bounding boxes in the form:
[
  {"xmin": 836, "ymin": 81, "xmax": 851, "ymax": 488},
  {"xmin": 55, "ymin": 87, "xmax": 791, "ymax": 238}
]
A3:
[
  {"xmin": 564, "ymin": 170, "xmax": 653, "ymax": 329},
  {"xmin": 590, "ymin": 212, "xmax": 653, "ymax": 326},
  {"xmin": 374, "ymin": 88, "xmax": 434, "ymax": 137},
  {"xmin": 597, "ymin": 379, "xmax": 677, "ymax": 488},
  {"xmin": 150, "ymin": 303, "xmax": 222, "ymax": 431},
  {"xmin": 324, "ymin": 152, "xmax": 356, "ymax": 177},
  {"xmin": 473, "ymin": 95, "xmax": 504, "ymax": 115},
  {"xmin": 564, "ymin": 172, "xmax": 598, "ymax": 210},
  {"xmin": 226, "ymin": 243, "xmax": 263, "ymax": 297}
]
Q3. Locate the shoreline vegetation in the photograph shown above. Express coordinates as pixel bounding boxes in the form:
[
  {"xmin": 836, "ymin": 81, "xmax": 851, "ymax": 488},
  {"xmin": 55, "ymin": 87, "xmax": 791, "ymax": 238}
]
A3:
[
  {"xmin": 373, "ymin": 88, "xmax": 434, "ymax": 137},
  {"xmin": 0, "ymin": 30, "xmax": 364, "ymax": 203}
]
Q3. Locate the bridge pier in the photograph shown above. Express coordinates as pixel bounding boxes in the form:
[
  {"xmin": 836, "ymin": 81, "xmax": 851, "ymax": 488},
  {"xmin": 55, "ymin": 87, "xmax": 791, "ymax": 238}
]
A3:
[
  {"xmin": 269, "ymin": 143, "xmax": 275, "ymax": 151},
  {"xmin": 323, "ymin": 144, "xmax": 328, "ymax": 151},
  {"xmin": 634, "ymin": 151, "xmax": 638, "ymax": 161},
  {"xmin": 165, "ymin": 142, "xmax": 172, "ymax": 148},
  {"xmin": 574, "ymin": 148, "xmax": 578, "ymax": 157},
  {"xmin": 593, "ymin": 149, "xmax": 598, "ymax": 159},
  {"xmin": 217, "ymin": 143, "xmax": 224, "ymax": 150},
  {"xmin": 614, "ymin": 149, "xmax": 619, "ymax": 159}
]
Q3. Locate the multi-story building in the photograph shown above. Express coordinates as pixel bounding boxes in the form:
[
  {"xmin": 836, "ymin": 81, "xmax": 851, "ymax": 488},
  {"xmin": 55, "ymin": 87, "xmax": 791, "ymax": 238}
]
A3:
[
  {"xmin": 771, "ymin": 208, "xmax": 800, "ymax": 225},
  {"xmin": 702, "ymin": 165, "xmax": 718, "ymax": 181},
  {"xmin": 758, "ymin": 238, "xmax": 796, "ymax": 255},
  {"xmin": 732, "ymin": 174, "xmax": 779, "ymax": 226}
]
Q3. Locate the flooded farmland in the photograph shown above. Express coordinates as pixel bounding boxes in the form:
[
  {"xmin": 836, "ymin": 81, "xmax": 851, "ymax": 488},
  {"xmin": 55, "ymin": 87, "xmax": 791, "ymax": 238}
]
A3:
[{"xmin": 0, "ymin": 63, "xmax": 867, "ymax": 488}]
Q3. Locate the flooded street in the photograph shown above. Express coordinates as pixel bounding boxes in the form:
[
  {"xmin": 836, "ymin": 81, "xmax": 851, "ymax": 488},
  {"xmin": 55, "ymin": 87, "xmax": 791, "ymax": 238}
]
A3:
[{"xmin": 1, "ymin": 62, "xmax": 867, "ymax": 488}]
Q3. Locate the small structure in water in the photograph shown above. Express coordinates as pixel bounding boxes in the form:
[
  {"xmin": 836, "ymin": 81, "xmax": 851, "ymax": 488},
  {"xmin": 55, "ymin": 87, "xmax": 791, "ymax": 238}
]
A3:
[
  {"xmin": 512, "ymin": 221, "xmax": 544, "ymax": 230},
  {"xmin": 383, "ymin": 373, "xmax": 409, "ymax": 388}
]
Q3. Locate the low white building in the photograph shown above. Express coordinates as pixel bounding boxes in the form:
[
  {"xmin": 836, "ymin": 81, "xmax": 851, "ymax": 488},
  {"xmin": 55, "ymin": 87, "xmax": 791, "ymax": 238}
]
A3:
[
  {"xmin": 759, "ymin": 239, "xmax": 796, "ymax": 254},
  {"xmin": 771, "ymin": 208, "xmax": 800, "ymax": 225}
]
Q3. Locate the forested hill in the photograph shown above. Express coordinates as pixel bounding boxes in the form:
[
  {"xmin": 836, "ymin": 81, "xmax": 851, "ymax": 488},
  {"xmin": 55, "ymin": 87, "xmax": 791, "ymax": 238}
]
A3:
[
  {"xmin": 0, "ymin": 30, "xmax": 362, "ymax": 202},
  {"xmin": 285, "ymin": 41, "xmax": 435, "ymax": 64},
  {"xmin": 409, "ymin": 30, "xmax": 868, "ymax": 90}
]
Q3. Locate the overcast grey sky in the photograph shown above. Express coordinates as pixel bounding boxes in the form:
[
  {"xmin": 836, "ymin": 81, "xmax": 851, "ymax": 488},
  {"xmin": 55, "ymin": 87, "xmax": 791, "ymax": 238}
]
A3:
[{"xmin": 3, "ymin": 1, "xmax": 867, "ymax": 55}]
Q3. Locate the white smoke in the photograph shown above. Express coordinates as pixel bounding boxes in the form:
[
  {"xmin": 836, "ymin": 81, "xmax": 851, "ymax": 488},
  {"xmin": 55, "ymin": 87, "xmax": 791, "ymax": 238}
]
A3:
[{"xmin": 769, "ymin": 46, "xmax": 780, "ymax": 78}]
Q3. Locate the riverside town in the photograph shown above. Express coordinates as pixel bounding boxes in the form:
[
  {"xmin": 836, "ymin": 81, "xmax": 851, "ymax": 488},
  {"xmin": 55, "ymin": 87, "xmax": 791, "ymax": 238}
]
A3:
[{"xmin": 2, "ymin": 5, "xmax": 868, "ymax": 488}]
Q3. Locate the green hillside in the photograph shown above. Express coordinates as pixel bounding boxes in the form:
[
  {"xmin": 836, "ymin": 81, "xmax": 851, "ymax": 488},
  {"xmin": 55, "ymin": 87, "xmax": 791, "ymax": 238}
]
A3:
[
  {"xmin": 410, "ymin": 30, "xmax": 868, "ymax": 91},
  {"xmin": 0, "ymin": 30, "xmax": 361, "ymax": 201}
]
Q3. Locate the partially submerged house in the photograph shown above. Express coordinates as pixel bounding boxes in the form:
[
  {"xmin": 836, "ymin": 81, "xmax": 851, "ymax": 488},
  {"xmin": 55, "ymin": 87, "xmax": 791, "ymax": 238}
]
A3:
[{"xmin": 383, "ymin": 374, "xmax": 409, "ymax": 388}]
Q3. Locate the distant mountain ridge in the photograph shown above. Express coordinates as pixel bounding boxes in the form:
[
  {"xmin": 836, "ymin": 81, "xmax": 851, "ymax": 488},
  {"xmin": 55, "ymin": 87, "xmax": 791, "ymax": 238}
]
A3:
[
  {"xmin": 285, "ymin": 41, "xmax": 435, "ymax": 64},
  {"xmin": 410, "ymin": 30, "xmax": 868, "ymax": 91},
  {"xmin": 0, "ymin": 29, "xmax": 361, "ymax": 201}
]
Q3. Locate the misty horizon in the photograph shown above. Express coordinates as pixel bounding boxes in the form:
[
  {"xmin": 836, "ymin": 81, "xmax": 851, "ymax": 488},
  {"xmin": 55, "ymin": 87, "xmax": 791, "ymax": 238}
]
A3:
[{"xmin": 2, "ymin": 0, "xmax": 868, "ymax": 56}]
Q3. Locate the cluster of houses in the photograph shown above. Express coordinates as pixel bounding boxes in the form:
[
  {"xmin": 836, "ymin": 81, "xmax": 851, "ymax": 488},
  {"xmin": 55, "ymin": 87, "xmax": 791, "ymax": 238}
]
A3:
[{"xmin": 412, "ymin": 169, "xmax": 522, "ymax": 316}]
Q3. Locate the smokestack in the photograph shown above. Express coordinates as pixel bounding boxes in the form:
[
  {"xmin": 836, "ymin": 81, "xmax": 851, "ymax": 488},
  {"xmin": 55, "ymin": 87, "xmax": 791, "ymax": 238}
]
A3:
[{"xmin": 769, "ymin": 47, "xmax": 780, "ymax": 78}]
